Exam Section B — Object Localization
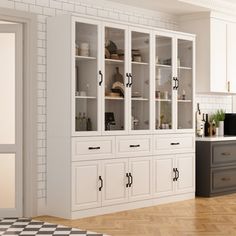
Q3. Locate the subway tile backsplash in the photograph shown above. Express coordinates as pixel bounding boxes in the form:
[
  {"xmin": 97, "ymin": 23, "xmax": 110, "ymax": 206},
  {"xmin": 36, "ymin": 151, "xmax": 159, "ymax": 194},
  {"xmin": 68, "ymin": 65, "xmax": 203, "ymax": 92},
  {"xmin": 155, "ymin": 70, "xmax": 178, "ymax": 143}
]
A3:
[{"xmin": 196, "ymin": 94, "xmax": 233, "ymax": 115}]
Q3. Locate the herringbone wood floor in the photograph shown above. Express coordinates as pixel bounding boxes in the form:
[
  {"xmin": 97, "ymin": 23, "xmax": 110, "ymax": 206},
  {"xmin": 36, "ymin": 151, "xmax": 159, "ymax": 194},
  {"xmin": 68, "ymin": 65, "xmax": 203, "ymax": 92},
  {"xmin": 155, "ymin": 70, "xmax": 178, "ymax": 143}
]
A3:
[{"xmin": 36, "ymin": 194, "xmax": 236, "ymax": 236}]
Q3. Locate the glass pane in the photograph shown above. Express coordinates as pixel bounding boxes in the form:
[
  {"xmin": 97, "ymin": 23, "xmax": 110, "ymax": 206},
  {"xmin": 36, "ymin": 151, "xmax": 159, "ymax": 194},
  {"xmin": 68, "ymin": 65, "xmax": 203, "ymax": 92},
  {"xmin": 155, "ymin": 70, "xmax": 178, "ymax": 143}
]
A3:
[
  {"xmin": 104, "ymin": 27, "xmax": 125, "ymax": 131},
  {"xmin": 0, "ymin": 33, "xmax": 15, "ymax": 143},
  {"xmin": 75, "ymin": 22, "xmax": 98, "ymax": 132},
  {"xmin": 155, "ymin": 36, "xmax": 172, "ymax": 130},
  {"xmin": 131, "ymin": 31, "xmax": 150, "ymax": 130},
  {"xmin": 0, "ymin": 154, "xmax": 15, "ymax": 208},
  {"xmin": 177, "ymin": 39, "xmax": 193, "ymax": 129}
]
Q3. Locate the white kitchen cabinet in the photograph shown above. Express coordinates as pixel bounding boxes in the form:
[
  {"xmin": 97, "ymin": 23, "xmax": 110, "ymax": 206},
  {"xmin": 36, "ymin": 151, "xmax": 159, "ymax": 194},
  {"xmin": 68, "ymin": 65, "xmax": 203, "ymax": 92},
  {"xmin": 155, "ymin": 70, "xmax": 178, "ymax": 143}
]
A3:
[
  {"xmin": 176, "ymin": 154, "xmax": 195, "ymax": 194},
  {"xmin": 47, "ymin": 14, "xmax": 195, "ymax": 219},
  {"xmin": 153, "ymin": 156, "xmax": 175, "ymax": 197},
  {"xmin": 180, "ymin": 12, "xmax": 236, "ymax": 93},
  {"xmin": 227, "ymin": 22, "xmax": 236, "ymax": 93},
  {"xmin": 72, "ymin": 161, "xmax": 102, "ymax": 211},
  {"xmin": 129, "ymin": 157, "xmax": 152, "ymax": 201},
  {"xmin": 102, "ymin": 159, "xmax": 129, "ymax": 206},
  {"xmin": 153, "ymin": 153, "xmax": 195, "ymax": 198}
]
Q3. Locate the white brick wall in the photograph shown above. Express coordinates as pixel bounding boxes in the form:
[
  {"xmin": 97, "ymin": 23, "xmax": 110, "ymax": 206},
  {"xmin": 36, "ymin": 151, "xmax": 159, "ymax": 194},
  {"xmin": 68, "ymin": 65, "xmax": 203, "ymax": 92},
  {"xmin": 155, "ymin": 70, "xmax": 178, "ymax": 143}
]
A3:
[{"xmin": 0, "ymin": 0, "xmax": 233, "ymax": 214}]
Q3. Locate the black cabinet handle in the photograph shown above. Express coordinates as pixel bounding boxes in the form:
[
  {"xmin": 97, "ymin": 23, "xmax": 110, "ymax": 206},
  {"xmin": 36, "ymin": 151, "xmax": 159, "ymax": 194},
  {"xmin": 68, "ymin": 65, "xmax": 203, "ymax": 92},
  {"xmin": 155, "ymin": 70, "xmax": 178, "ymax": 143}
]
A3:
[
  {"xmin": 221, "ymin": 152, "xmax": 231, "ymax": 156},
  {"xmin": 126, "ymin": 73, "xmax": 130, "ymax": 87},
  {"xmin": 129, "ymin": 144, "xmax": 140, "ymax": 148},
  {"xmin": 99, "ymin": 70, "xmax": 103, "ymax": 86},
  {"xmin": 129, "ymin": 73, "xmax": 133, "ymax": 87},
  {"xmin": 176, "ymin": 77, "xmax": 179, "ymax": 89},
  {"xmin": 171, "ymin": 142, "xmax": 180, "ymax": 146},
  {"xmin": 173, "ymin": 77, "xmax": 177, "ymax": 90},
  {"xmin": 99, "ymin": 176, "xmax": 103, "ymax": 191},
  {"xmin": 176, "ymin": 168, "xmax": 179, "ymax": 181},
  {"xmin": 129, "ymin": 173, "xmax": 133, "ymax": 187},
  {"xmin": 88, "ymin": 147, "xmax": 101, "ymax": 150},
  {"xmin": 126, "ymin": 173, "xmax": 130, "ymax": 188},
  {"xmin": 173, "ymin": 168, "xmax": 177, "ymax": 181}
]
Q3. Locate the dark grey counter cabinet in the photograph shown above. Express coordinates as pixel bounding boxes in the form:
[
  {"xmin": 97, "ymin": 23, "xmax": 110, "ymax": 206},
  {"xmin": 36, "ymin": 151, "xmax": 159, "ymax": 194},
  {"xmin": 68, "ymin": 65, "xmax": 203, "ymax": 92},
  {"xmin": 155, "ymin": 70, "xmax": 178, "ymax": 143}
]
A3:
[{"xmin": 196, "ymin": 140, "xmax": 236, "ymax": 197}]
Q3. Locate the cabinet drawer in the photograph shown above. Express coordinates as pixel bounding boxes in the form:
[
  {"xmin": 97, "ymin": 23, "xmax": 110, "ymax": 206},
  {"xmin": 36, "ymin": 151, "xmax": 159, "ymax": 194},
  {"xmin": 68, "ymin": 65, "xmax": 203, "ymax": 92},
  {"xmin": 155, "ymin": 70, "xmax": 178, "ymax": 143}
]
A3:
[
  {"xmin": 72, "ymin": 137, "xmax": 115, "ymax": 161},
  {"xmin": 212, "ymin": 143, "xmax": 236, "ymax": 166},
  {"xmin": 212, "ymin": 167, "xmax": 236, "ymax": 192},
  {"xmin": 154, "ymin": 134, "xmax": 195, "ymax": 154},
  {"xmin": 116, "ymin": 135, "xmax": 152, "ymax": 157}
]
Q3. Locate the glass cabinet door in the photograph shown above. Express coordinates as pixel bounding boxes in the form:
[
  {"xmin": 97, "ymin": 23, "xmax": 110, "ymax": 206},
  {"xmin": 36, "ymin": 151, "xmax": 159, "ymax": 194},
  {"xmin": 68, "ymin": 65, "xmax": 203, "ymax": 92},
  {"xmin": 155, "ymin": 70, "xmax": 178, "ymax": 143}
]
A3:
[
  {"xmin": 130, "ymin": 31, "xmax": 150, "ymax": 131},
  {"xmin": 177, "ymin": 39, "xmax": 193, "ymax": 130},
  {"xmin": 104, "ymin": 26, "xmax": 126, "ymax": 131},
  {"xmin": 155, "ymin": 35, "xmax": 173, "ymax": 130},
  {"xmin": 74, "ymin": 22, "xmax": 99, "ymax": 132}
]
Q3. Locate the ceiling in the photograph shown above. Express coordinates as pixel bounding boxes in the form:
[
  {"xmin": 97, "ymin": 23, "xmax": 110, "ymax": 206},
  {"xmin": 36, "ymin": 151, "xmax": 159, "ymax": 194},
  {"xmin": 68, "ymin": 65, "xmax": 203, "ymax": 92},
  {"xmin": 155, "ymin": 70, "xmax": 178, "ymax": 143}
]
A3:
[{"xmin": 106, "ymin": 0, "xmax": 209, "ymax": 14}]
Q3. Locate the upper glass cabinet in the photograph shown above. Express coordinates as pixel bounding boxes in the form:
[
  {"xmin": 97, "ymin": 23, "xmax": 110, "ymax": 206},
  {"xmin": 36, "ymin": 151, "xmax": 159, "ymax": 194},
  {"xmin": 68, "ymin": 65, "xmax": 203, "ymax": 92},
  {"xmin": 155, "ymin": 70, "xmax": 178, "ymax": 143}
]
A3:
[
  {"xmin": 104, "ymin": 26, "xmax": 127, "ymax": 132},
  {"xmin": 130, "ymin": 31, "xmax": 150, "ymax": 131},
  {"xmin": 155, "ymin": 35, "xmax": 173, "ymax": 130},
  {"xmin": 177, "ymin": 39, "xmax": 193, "ymax": 130},
  {"xmin": 74, "ymin": 22, "xmax": 99, "ymax": 132}
]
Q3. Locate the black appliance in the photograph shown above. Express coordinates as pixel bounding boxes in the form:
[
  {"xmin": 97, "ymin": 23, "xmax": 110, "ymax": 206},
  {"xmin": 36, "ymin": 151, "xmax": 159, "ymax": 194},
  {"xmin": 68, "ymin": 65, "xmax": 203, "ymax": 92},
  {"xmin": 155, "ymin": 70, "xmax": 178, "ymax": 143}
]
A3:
[{"xmin": 224, "ymin": 113, "xmax": 236, "ymax": 135}]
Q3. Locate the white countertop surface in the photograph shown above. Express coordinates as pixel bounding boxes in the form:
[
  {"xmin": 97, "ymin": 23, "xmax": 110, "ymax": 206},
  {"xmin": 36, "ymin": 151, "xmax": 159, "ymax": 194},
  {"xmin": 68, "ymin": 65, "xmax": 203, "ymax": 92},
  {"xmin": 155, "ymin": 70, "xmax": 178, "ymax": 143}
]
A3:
[{"xmin": 196, "ymin": 136, "xmax": 236, "ymax": 142}]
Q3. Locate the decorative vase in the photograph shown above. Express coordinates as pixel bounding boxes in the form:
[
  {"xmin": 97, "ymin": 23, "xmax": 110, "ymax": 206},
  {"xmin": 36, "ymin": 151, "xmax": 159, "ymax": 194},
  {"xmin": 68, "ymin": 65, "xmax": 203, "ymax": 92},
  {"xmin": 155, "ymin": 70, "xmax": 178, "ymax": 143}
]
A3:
[
  {"xmin": 215, "ymin": 127, "xmax": 219, "ymax": 136},
  {"xmin": 219, "ymin": 121, "xmax": 224, "ymax": 136}
]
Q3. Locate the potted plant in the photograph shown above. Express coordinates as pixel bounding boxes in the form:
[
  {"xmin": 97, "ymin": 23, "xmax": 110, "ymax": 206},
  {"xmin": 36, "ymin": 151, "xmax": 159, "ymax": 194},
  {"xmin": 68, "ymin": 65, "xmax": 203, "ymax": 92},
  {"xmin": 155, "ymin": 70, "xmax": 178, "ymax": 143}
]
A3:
[{"xmin": 211, "ymin": 109, "xmax": 225, "ymax": 136}]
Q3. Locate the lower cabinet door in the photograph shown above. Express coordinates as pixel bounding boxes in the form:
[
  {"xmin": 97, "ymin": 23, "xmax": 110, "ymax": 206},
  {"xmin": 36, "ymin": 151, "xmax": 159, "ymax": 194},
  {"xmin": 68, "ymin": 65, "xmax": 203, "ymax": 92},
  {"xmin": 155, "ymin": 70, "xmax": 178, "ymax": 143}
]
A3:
[
  {"xmin": 102, "ymin": 159, "xmax": 129, "ymax": 206},
  {"xmin": 153, "ymin": 156, "xmax": 175, "ymax": 197},
  {"xmin": 72, "ymin": 161, "xmax": 102, "ymax": 211},
  {"xmin": 176, "ymin": 153, "xmax": 195, "ymax": 194},
  {"xmin": 129, "ymin": 157, "xmax": 152, "ymax": 201}
]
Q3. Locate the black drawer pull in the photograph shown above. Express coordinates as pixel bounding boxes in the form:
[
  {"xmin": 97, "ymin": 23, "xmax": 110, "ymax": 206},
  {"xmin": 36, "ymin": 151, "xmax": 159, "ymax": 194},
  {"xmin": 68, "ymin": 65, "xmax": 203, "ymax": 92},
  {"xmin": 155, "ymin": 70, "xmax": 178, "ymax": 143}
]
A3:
[
  {"xmin": 88, "ymin": 147, "xmax": 101, "ymax": 150},
  {"xmin": 221, "ymin": 152, "xmax": 231, "ymax": 156},
  {"xmin": 99, "ymin": 176, "xmax": 103, "ymax": 191},
  {"xmin": 129, "ymin": 144, "xmax": 140, "ymax": 148},
  {"xmin": 221, "ymin": 177, "xmax": 231, "ymax": 181},
  {"xmin": 171, "ymin": 142, "xmax": 180, "ymax": 146}
]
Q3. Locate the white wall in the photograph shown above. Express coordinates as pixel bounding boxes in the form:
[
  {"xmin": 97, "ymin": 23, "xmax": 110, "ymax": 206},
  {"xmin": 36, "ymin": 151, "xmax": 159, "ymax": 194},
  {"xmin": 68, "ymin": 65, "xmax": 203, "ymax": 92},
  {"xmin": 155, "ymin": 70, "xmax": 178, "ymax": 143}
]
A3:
[{"xmin": 0, "ymin": 0, "xmax": 233, "ymax": 215}]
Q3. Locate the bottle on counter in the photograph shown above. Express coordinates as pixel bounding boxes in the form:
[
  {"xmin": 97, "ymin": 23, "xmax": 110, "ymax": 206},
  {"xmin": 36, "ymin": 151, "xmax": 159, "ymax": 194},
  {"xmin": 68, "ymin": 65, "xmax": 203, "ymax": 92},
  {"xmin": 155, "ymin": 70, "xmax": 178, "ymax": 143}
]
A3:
[
  {"xmin": 204, "ymin": 114, "xmax": 210, "ymax": 137},
  {"xmin": 202, "ymin": 113, "xmax": 206, "ymax": 136},
  {"xmin": 196, "ymin": 103, "xmax": 204, "ymax": 137}
]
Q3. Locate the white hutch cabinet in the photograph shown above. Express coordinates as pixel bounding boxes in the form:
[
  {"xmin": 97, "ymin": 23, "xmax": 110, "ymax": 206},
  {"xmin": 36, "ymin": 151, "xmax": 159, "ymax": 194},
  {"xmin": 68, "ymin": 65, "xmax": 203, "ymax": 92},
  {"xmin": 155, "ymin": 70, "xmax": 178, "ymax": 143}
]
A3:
[{"xmin": 47, "ymin": 15, "xmax": 195, "ymax": 219}]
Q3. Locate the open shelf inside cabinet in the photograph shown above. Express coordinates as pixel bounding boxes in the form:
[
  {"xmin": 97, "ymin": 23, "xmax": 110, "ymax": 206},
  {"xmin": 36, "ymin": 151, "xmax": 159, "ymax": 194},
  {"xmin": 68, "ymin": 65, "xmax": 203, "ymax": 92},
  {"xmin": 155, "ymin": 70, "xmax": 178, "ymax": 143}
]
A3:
[
  {"xmin": 75, "ymin": 55, "xmax": 97, "ymax": 61},
  {"xmin": 156, "ymin": 64, "xmax": 172, "ymax": 69}
]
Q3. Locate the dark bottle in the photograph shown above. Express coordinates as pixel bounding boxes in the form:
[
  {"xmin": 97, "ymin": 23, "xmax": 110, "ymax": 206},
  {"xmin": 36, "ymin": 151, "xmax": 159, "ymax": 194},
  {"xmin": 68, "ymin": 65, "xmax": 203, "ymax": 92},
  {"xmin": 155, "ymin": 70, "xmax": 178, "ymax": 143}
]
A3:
[{"xmin": 204, "ymin": 114, "xmax": 210, "ymax": 137}]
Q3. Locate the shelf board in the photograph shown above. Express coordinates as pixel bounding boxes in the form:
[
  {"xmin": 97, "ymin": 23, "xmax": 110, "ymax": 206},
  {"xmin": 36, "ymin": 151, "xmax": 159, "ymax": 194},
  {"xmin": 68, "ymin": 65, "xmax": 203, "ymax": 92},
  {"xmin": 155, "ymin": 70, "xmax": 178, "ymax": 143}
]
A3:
[
  {"xmin": 156, "ymin": 64, "xmax": 172, "ymax": 68},
  {"xmin": 75, "ymin": 96, "xmax": 96, "ymax": 99},
  {"xmin": 75, "ymin": 55, "xmax": 97, "ymax": 61},
  {"xmin": 105, "ymin": 96, "xmax": 124, "ymax": 100},
  {"xmin": 178, "ymin": 99, "xmax": 192, "ymax": 103},
  {"xmin": 156, "ymin": 99, "xmax": 171, "ymax": 102},
  {"xmin": 105, "ymin": 59, "xmax": 124, "ymax": 64},
  {"xmin": 131, "ymin": 97, "xmax": 149, "ymax": 101},
  {"xmin": 178, "ymin": 66, "xmax": 192, "ymax": 70},
  {"xmin": 132, "ymin": 61, "xmax": 149, "ymax": 66}
]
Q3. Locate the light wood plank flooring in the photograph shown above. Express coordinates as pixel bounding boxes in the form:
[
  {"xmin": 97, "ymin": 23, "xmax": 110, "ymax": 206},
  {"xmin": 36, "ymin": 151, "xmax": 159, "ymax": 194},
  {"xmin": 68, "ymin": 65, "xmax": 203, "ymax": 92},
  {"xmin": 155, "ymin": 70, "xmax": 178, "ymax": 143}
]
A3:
[{"xmin": 36, "ymin": 194, "xmax": 236, "ymax": 236}]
